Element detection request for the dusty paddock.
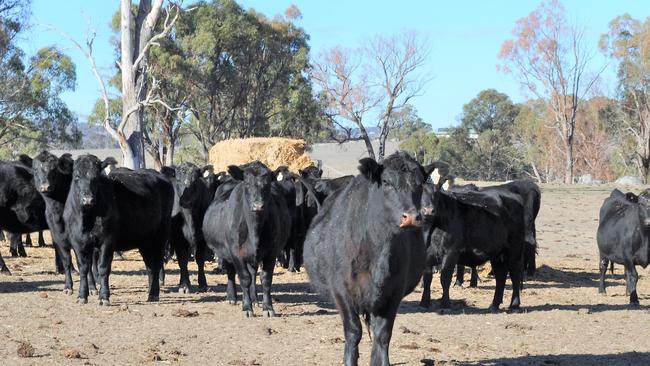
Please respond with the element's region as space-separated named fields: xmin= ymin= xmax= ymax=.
xmin=1 ymin=184 xmax=650 ymax=366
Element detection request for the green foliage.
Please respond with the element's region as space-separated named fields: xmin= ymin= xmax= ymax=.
xmin=460 ymin=89 xmax=520 ymax=133
xmin=388 ymin=104 xmax=432 ymax=140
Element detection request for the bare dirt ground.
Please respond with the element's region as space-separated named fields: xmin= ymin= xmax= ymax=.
xmin=1 ymin=184 xmax=650 ymax=365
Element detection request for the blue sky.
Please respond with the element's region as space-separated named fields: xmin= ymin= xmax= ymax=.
xmin=21 ymin=1 xmax=649 ymax=130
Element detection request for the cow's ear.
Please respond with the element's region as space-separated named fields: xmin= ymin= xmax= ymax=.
xmin=201 ymin=165 xmax=214 ymax=178
xmin=58 ymin=154 xmax=74 ymax=174
xmin=101 ymin=157 xmax=118 ymax=170
xmin=228 ymin=165 xmax=244 ymax=181
xmin=316 ymin=168 xmax=323 ymax=178
xmin=358 ymin=158 xmax=382 ymax=182
xmin=18 ymin=154 xmax=32 ymax=168
xmin=274 ymin=166 xmax=288 ymax=181
xmin=160 ymin=166 xmax=176 ymax=178
xmin=422 ymin=164 xmax=436 ymax=178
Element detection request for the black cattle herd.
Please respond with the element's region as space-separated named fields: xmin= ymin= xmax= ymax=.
xmin=0 ymin=150 xmax=648 ymax=365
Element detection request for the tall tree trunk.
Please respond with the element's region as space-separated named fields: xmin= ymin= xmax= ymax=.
xmin=356 ymin=121 xmax=375 ymax=160
xmin=564 ymin=138 xmax=574 ymax=184
xmin=377 ymin=127 xmax=389 ymax=163
xmin=121 ymin=0 xmax=144 ymax=169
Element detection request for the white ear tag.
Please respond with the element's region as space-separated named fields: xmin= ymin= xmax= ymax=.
xmin=431 ymin=168 xmax=440 ymax=185
xmin=277 ymin=172 xmax=284 ymax=181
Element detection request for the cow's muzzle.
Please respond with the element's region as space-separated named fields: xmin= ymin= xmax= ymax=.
xmin=39 ymin=184 xmax=51 ymax=193
xmin=421 ymin=206 xmax=434 ymax=216
xmin=251 ymin=202 xmax=264 ymax=212
xmin=81 ymin=196 xmax=94 ymax=206
xmin=400 ymin=212 xmax=422 ymax=228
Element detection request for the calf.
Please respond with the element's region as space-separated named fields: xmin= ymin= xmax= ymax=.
xmin=203 ymin=161 xmax=291 ymax=317
xmin=33 ymin=151 xmax=97 ymax=294
xmin=597 ymin=189 xmax=650 ymax=306
xmin=167 ymin=163 xmax=218 ymax=293
xmin=304 ymin=152 xmax=430 ymax=366
xmin=422 ymin=186 xmax=525 ymax=311
xmin=0 ymin=159 xmax=49 ymax=273
xmin=63 ymin=155 xmax=174 ymax=305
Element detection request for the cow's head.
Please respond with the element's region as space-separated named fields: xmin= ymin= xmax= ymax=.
xmin=32 ymin=151 xmax=73 ymax=196
xmin=175 ymin=162 xmax=204 ymax=209
xmin=358 ymin=152 xmax=434 ymax=228
xmin=635 ymin=191 xmax=650 ymax=228
xmin=228 ymin=161 xmax=275 ymax=213
xmin=299 ymin=166 xmax=322 ymax=181
xmin=72 ymin=155 xmax=110 ymax=208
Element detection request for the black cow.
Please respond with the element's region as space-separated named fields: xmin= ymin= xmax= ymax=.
xmin=32 ymin=151 xmax=98 ymax=294
xmin=304 ymin=152 xmax=430 ymax=366
xmin=166 ymin=163 xmax=219 ymax=293
xmin=63 ymin=155 xmax=174 ymax=305
xmin=0 ymin=159 xmax=49 ymax=274
xmin=203 ymin=161 xmax=291 ymax=317
xmin=597 ymin=189 xmax=650 ymax=306
xmin=421 ymin=186 xmax=526 ymax=311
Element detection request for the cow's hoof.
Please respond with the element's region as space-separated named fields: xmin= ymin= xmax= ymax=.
xmin=453 ymin=281 xmax=463 ymax=287
xmin=629 ymin=302 xmax=640 ymax=309
xmin=147 ymin=295 xmax=160 ymax=302
xmin=228 ymin=300 xmax=237 ymax=305
xmin=18 ymin=251 xmax=27 ymax=258
xmin=178 ymin=286 xmax=190 ymax=294
xmin=89 ymin=289 xmax=98 ymax=296
xmin=242 ymin=310 xmax=254 ymax=318
xmin=439 ymin=301 xmax=451 ymax=310
xmin=77 ymin=297 xmax=88 ymax=304
xmin=264 ymin=309 xmax=276 ymax=317
xmin=418 ymin=300 xmax=430 ymax=309
xmin=98 ymin=299 xmax=111 ymax=306
xmin=488 ymin=305 xmax=500 ymax=313
xmin=507 ymin=306 xmax=523 ymax=314
xmin=197 ymin=285 xmax=208 ymax=293
xmin=0 ymin=267 xmax=11 ymax=275
xmin=63 ymin=288 xmax=73 ymax=295
xmin=598 ymin=289 xmax=606 ymax=295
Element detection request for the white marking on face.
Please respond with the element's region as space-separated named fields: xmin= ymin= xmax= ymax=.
xmin=203 ymin=170 xmax=211 ymax=178
xmin=277 ymin=172 xmax=284 ymax=181
xmin=104 ymin=165 xmax=113 ymax=175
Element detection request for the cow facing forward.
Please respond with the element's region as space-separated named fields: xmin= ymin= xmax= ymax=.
xmin=597 ymin=189 xmax=650 ymax=306
xmin=63 ymin=155 xmax=174 ymax=305
xmin=304 ymin=152 xmax=431 ymax=366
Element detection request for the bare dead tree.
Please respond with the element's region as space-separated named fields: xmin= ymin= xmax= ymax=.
xmin=498 ymin=0 xmax=605 ymax=183
xmin=367 ymin=31 xmax=429 ymax=162
xmin=311 ymin=46 xmax=381 ymax=159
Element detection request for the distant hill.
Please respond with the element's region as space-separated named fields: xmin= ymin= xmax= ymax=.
xmin=78 ymin=123 xmax=118 ymax=149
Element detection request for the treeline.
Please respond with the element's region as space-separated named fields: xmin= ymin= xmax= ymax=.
xmin=1 ymin=0 xmax=649 ymax=184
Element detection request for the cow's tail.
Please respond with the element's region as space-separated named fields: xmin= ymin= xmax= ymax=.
xmin=609 ymin=261 xmax=614 ymax=275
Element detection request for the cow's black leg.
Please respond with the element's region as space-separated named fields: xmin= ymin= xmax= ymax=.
xmin=598 ymin=255 xmax=609 ymax=294
xmin=469 ymin=266 xmax=479 ymax=288
xmin=287 ymin=247 xmax=297 ymax=272
xmin=247 ymin=262 xmax=259 ymax=306
xmin=335 ymin=294 xmax=361 ymax=366
xmin=624 ymin=263 xmax=639 ymax=306
xmin=24 ymin=233 xmax=32 ymax=247
xmin=439 ymin=254 xmax=457 ymax=309
xmin=142 ymin=250 xmax=162 ymax=302
xmin=9 ymin=233 xmax=24 ymax=257
xmin=97 ymin=244 xmax=113 ymax=306
xmin=489 ymin=261 xmax=507 ymax=312
xmin=237 ymin=261 xmax=254 ymax=317
xmin=38 ymin=231 xmax=46 ymax=247
xmin=76 ymin=249 xmax=92 ymax=304
xmin=87 ymin=249 xmax=99 ymax=296
xmin=369 ymin=299 xmax=400 ymax=366
xmin=260 ymin=258 xmax=276 ymax=317
xmin=508 ymin=260 xmax=523 ymax=311
xmin=0 ymin=252 xmax=10 ymax=275
xmin=224 ymin=260 xmax=237 ymax=304
xmin=454 ymin=264 xmax=465 ymax=287
xmin=195 ymin=241 xmax=208 ymax=292
xmin=56 ymin=244 xmax=74 ymax=295
xmin=419 ymin=266 xmax=432 ymax=308
xmin=54 ymin=244 xmax=65 ymax=274
xmin=174 ymin=238 xmax=191 ymax=294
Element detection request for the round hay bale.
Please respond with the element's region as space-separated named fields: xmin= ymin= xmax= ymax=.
xmin=208 ymin=137 xmax=315 ymax=173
